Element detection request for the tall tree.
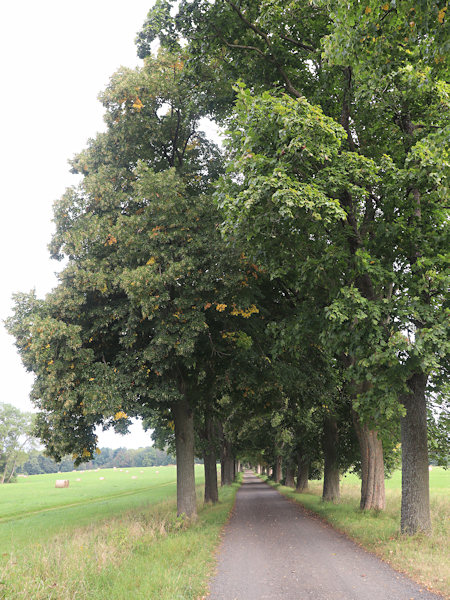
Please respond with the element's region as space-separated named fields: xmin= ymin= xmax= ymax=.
xmin=323 ymin=0 xmax=449 ymax=533
xmin=6 ymin=50 xmax=254 ymax=519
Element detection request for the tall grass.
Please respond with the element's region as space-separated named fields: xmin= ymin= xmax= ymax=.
xmin=1 ymin=478 xmax=240 ymax=600
xmin=264 ymin=468 xmax=449 ymax=598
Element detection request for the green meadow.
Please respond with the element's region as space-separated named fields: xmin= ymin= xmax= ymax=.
xmin=265 ymin=467 xmax=450 ymax=598
xmin=0 ymin=465 xmax=181 ymax=550
xmin=0 ymin=466 xmax=239 ymax=600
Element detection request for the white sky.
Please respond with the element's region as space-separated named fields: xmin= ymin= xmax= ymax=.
xmin=0 ymin=1 xmax=158 ymax=449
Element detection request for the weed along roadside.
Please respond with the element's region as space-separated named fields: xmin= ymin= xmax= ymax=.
xmin=258 ymin=469 xmax=449 ymax=598
xmin=0 ymin=470 xmax=241 ymax=600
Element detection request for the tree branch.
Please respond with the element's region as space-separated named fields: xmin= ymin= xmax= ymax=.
xmin=224 ymin=0 xmax=303 ymax=98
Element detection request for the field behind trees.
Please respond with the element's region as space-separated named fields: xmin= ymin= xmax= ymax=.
xmin=0 ymin=466 xmax=239 ymax=600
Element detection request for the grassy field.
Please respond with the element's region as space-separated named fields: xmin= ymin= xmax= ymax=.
xmin=0 ymin=466 xmax=240 ymax=599
xmin=264 ymin=467 xmax=449 ymax=598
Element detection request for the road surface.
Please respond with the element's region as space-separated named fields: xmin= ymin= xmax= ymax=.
xmin=208 ymin=472 xmax=440 ymax=600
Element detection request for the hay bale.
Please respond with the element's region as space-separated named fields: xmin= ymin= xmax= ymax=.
xmin=131 ymin=476 xmax=137 ymax=479
xmin=99 ymin=477 xmax=105 ymax=480
xmin=55 ymin=480 xmax=69 ymax=488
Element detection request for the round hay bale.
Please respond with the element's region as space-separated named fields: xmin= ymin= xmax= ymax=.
xmin=55 ymin=480 xmax=69 ymax=488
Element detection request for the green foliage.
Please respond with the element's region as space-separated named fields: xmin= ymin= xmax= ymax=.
xmin=0 ymin=403 xmax=36 ymax=483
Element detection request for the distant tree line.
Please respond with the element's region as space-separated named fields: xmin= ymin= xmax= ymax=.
xmin=18 ymin=446 xmax=176 ymax=476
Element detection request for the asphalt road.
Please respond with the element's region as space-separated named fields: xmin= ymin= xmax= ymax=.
xmin=208 ymin=471 xmax=440 ymax=600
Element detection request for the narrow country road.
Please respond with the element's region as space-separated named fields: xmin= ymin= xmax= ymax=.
xmin=208 ymin=472 xmax=440 ymax=600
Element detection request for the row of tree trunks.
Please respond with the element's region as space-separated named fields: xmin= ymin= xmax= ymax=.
xmin=175 ymin=395 xmax=243 ymax=517
xmin=221 ymin=438 xmax=235 ymax=485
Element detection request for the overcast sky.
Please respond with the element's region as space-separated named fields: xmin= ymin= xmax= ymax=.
xmin=0 ymin=1 xmax=159 ymax=448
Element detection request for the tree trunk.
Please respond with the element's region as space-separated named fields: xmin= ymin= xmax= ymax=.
xmin=284 ymin=463 xmax=295 ymax=488
xmin=6 ymin=455 xmax=18 ymax=484
xmin=173 ymin=396 xmax=197 ymax=519
xmin=322 ymin=415 xmax=340 ymax=502
xmin=401 ymin=372 xmax=431 ymax=535
xmin=274 ymin=455 xmax=282 ymax=483
xmin=1 ymin=460 xmax=8 ymax=484
xmin=203 ymin=415 xmax=218 ymax=504
xmin=353 ymin=412 xmax=385 ymax=510
xmin=221 ymin=438 xmax=234 ymax=485
xmin=296 ymin=452 xmax=309 ymax=492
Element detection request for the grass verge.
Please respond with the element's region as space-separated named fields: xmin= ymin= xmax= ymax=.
xmin=260 ymin=469 xmax=449 ymax=598
xmin=0 ymin=478 xmax=240 ymax=600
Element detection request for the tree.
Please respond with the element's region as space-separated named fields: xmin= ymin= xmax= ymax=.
xmin=322 ymin=0 xmax=449 ymax=533
xmin=6 ymin=50 xmax=255 ymax=519
xmin=0 ymin=404 xmax=36 ymax=483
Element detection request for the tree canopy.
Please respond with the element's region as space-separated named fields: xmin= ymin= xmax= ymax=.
xmin=6 ymin=0 xmax=449 ymax=533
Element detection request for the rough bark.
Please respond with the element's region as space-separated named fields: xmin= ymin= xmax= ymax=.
xmin=284 ymin=463 xmax=295 ymax=488
xmin=353 ymin=412 xmax=385 ymax=510
xmin=221 ymin=438 xmax=235 ymax=485
xmin=322 ymin=415 xmax=340 ymax=502
xmin=274 ymin=455 xmax=282 ymax=483
xmin=296 ymin=452 xmax=310 ymax=492
xmin=203 ymin=415 xmax=219 ymax=504
xmin=173 ymin=396 xmax=197 ymax=519
xmin=401 ymin=372 xmax=431 ymax=534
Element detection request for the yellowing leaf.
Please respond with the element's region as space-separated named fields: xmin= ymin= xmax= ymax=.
xmin=132 ymin=97 xmax=144 ymax=111
xmin=105 ymin=234 xmax=117 ymax=246
xmin=365 ymin=6 xmax=372 ymax=14
xmin=146 ymin=256 xmax=156 ymax=265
